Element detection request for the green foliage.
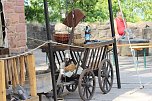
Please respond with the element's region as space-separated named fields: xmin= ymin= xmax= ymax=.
xmin=120 ymin=0 xmax=152 ymax=22
xmin=24 ymin=0 xmax=152 ymax=23
xmin=25 ymin=0 xmax=62 ymax=23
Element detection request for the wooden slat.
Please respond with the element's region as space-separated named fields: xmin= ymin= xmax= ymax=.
xmin=11 ymin=59 xmax=16 ymax=88
xmin=7 ymin=59 xmax=12 ymax=83
xmin=0 ymin=60 xmax=6 ymax=101
xmin=24 ymin=55 xmax=28 ymax=77
xmin=4 ymin=60 xmax=9 ymax=88
xmin=27 ymin=54 xmax=37 ymax=97
xmin=20 ymin=56 xmax=25 ymax=86
xmin=16 ymin=57 xmax=20 ymax=80
xmin=13 ymin=58 xmax=19 ymax=85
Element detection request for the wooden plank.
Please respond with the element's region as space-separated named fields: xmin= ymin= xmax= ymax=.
xmin=27 ymin=54 xmax=37 ymax=97
xmin=0 ymin=60 xmax=6 ymax=101
xmin=11 ymin=59 xmax=16 ymax=88
xmin=130 ymin=45 xmax=152 ymax=49
xmin=13 ymin=58 xmax=19 ymax=85
xmin=117 ymin=43 xmax=152 ymax=47
xmin=24 ymin=55 xmax=28 ymax=77
xmin=20 ymin=56 xmax=25 ymax=86
xmin=129 ymin=45 xmax=152 ymax=51
xmin=7 ymin=59 xmax=12 ymax=83
xmin=4 ymin=60 xmax=9 ymax=88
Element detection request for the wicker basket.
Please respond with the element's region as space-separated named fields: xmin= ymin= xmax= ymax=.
xmin=73 ymin=38 xmax=85 ymax=46
xmin=54 ymin=33 xmax=69 ymax=43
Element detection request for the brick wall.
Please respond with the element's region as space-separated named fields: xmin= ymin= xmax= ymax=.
xmin=2 ymin=0 xmax=27 ymax=53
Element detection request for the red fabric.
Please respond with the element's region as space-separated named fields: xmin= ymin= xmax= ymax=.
xmin=115 ymin=18 xmax=125 ymax=36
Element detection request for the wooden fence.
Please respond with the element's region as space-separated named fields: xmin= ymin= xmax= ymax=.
xmin=0 ymin=54 xmax=38 ymax=101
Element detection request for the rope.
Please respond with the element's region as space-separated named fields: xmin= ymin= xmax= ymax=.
xmin=0 ymin=36 xmax=89 ymax=60
xmin=1 ymin=24 xmax=87 ymax=60
xmin=117 ymin=0 xmax=143 ymax=88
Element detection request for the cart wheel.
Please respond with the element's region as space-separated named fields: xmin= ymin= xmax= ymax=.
xmin=98 ymin=59 xmax=113 ymax=94
xmin=78 ymin=69 xmax=96 ymax=101
xmin=66 ymin=83 xmax=78 ymax=92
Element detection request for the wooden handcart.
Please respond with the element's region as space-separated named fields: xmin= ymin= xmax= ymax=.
xmin=41 ymin=39 xmax=114 ymax=100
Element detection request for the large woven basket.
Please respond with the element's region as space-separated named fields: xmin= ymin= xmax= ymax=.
xmin=54 ymin=33 xmax=69 ymax=43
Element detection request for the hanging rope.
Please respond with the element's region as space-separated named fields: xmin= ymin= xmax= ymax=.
xmin=117 ymin=0 xmax=143 ymax=88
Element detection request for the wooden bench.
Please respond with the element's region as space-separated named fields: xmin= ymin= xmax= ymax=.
xmin=130 ymin=45 xmax=152 ymax=68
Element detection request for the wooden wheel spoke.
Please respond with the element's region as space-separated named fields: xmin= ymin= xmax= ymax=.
xmin=107 ymin=67 xmax=111 ymax=75
xmin=103 ymin=78 xmax=109 ymax=90
xmin=106 ymin=62 xmax=109 ymax=70
xmin=103 ymin=77 xmax=106 ymax=88
xmin=72 ymin=85 xmax=75 ymax=89
xmin=89 ymin=84 xmax=94 ymax=88
xmin=105 ymin=81 xmax=109 ymax=90
xmin=86 ymin=87 xmax=89 ymax=98
xmin=107 ymin=78 xmax=111 ymax=86
xmin=83 ymin=77 xmax=87 ymax=83
xmin=87 ymin=87 xmax=92 ymax=95
xmin=83 ymin=87 xmax=86 ymax=96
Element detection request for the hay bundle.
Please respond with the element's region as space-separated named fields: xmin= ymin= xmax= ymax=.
xmin=64 ymin=64 xmax=76 ymax=72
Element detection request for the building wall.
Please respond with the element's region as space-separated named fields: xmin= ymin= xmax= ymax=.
xmin=2 ymin=0 xmax=27 ymax=53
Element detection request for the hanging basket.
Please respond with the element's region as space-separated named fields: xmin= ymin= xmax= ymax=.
xmin=54 ymin=32 xmax=70 ymax=44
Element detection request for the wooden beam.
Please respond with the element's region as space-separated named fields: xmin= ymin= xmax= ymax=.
xmin=13 ymin=58 xmax=19 ymax=85
xmin=11 ymin=59 xmax=16 ymax=88
xmin=0 ymin=60 xmax=6 ymax=101
xmin=4 ymin=60 xmax=9 ymax=88
xmin=27 ymin=54 xmax=37 ymax=97
xmin=7 ymin=59 xmax=12 ymax=83
xmin=20 ymin=56 xmax=25 ymax=86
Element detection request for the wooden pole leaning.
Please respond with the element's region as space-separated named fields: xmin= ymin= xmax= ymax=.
xmin=0 ymin=60 xmax=6 ymax=101
xmin=27 ymin=54 xmax=37 ymax=97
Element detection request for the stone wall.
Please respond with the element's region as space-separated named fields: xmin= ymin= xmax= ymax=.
xmin=2 ymin=0 xmax=27 ymax=53
xmin=27 ymin=22 xmax=152 ymax=49
xmin=27 ymin=23 xmax=47 ymax=49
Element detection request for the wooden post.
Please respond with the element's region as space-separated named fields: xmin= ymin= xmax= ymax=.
xmin=13 ymin=58 xmax=19 ymax=85
xmin=7 ymin=59 xmax=12 ymax=83
xmin=20 ymin=56 xmax=25 ymax=86
xmin=0 ymin=60 xmax=6 ymax=101
xmin=27 ymin=54 xmax=37 ymax=97
xmin=11 ymin=59 xmax=16 ymax=88
xmin=4 ymin=60 xmax=9 ymax=88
